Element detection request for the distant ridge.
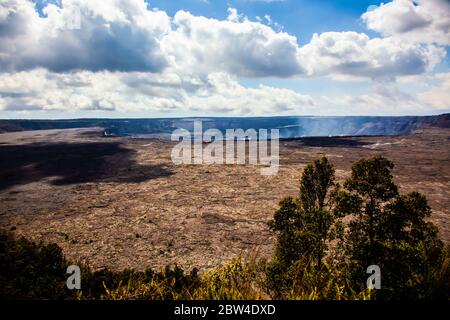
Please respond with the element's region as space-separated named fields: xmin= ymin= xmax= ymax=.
xmin=0 ymin=114 xmax=449 ymax=138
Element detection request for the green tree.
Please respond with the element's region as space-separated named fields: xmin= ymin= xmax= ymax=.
xmin=298 ymin=157 xmax=339 ymax=267
xmin=267 ymin=157 xmax=342 ymax=295
xmin=379 ymin=192 xmax=445 ymax=298
xmin=336 ymin=156 xmax=446 ymax=299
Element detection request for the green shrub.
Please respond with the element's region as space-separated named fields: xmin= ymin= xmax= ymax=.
xmin=0 ymin=232 xmax=72 ymax=300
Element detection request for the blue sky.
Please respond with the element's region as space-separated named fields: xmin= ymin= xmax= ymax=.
xmin=0 ymin=0 xmax=449 ymax=118
xmin=149 ymin=0 xmax=384 ymax=41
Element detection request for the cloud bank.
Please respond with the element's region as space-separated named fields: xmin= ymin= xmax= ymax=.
xmin=0 ymin=0 xmax=449 ymax=115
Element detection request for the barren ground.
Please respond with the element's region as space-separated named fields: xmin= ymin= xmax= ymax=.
xmin=0 ymin=127 xmax=449 ymax=271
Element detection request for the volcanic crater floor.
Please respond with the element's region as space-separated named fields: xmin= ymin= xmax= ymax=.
xmin=0 ymin=127 xmax=449 ymax=271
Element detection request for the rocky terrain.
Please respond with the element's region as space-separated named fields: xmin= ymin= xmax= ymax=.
xmin=0 ymin=127 xmax=449 ymax=271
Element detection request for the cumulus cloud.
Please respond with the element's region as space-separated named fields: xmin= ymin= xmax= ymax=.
xmin=362 ymin=0 xmax=450 ymax=45
xmin=1 ymin=1 xmax=304 ymax=77
xmin=298 ymin=31 xmax=445 ymax=80
xmin=6 ymin=66 xmax=449 ymax=116
xmin=186 ymin=73 xmax=315 ymax=114
xmin=0 ymin=0 xmax=170 ymax=72
xmin=0 ymin=1 xmax=445 ymax=80
xmin=0 ymin=69 xmax=316 ymax=115
xmin=1 ymin=68 xmax=448 ymax=117
xmin=162 ymin=8 xmax=444 ymax=80
xmin=161 ymin=9 xmax=305 ymax=78
xmin=0 ymin=0 xmax=449 ymax=117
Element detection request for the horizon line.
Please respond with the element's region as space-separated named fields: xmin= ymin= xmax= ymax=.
xmin=1 ymin=112 xmax=449 ymax=121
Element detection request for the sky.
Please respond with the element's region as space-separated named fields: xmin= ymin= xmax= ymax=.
xmin=0 ymin=0 xmax=449 ymax=119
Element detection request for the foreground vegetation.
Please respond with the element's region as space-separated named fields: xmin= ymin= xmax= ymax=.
xmin=1 ymin=156 xmax=449 ymax=300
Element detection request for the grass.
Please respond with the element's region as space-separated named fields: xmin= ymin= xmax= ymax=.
xmin=0 ymin=231 xmax=375 ymax=300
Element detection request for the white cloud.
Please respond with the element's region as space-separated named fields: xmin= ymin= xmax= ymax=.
xmin=362 ymin=0 xmax=450 ymax=45
xmin=186 ymin=73 xmax=315 ymax=115
xmin=0 ymin=69 xmax=316 ymax=115
xmin=161 ymin=9 xmax=305 ymax=78
xmin=316 ymin=85 xmax=423 ymax=116
xmin=418 ymin=72 xmax=450 ymax=110
xmin=0 ymin=1 xmax=445 ymax=80
xmin=298 ymin=31 xmax=445 ymax=80
xmin=4 ymin=67 xmax=449 ymax=116
xmin=161 ymin=9 xmax=444 ymax=80
xmin=0 ymin=0 xmax=170 ymax=72
xmin=316 ymin=73 xmax=450 ymax=116
xmin=0 ymin=0 xmax=448 ymax=117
